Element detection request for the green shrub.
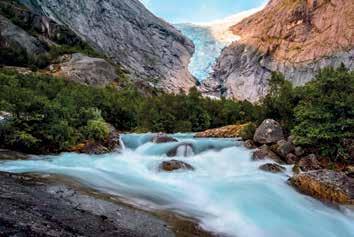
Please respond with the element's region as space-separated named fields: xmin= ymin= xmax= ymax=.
xmin=239 ymin=123 xmax=257 ymax=140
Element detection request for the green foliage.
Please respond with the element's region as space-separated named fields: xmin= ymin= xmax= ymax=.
xmin=260 ymin=72 xmax=301 ymax=133
xmin=291 ymin=66 xmax=354 ymax=162
xmin=239 ymin=123 xmax=257 ymax=140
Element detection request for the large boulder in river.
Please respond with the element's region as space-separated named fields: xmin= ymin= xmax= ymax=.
xmin=253 ymin=119 xmax=284 ymax=144
xmin=159 ymin=160 xmax=194 ymax=172
xmin=53 ymin=53 xmax=118 ymax=87
xmin=252 ymin=145 xmax=284 ymax=164
xmin=291 ymin=170 xmax=354 ymax=204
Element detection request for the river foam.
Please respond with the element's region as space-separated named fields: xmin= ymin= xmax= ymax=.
xmin=0 ymin=134 xmax=353 ymax=237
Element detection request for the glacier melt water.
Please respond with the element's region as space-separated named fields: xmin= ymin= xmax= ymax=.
xmin=0 ymin=134 xmax=353 ymax=237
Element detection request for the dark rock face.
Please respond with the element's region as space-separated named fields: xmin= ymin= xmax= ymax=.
xmin=291 ymin=170 xmax=354 ymax=204
xmin=285 ymin=153 xmax=299 ymax=165
xmin=0 ymin=14 xmax=47 ymax=56
xmin=159 ymin=160 xmax=194 ymax=172
xmin=294 ymin=146 xmax=305 ymax=157
xmin=23 ymin=0 xmax=196 ymax=93
xmin=253 ymin=119 xmax=284 ymax=144
xmin=0 ymin=172 xmax=175 ymax=237
xmin=259 ymin=163 xmax=286 ymax=173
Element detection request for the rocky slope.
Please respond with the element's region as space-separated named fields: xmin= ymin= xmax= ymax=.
xmin=20 ymin=0 xmax=196 ymax=93
xmin=201 ymin=0 xmax=354 ymax=102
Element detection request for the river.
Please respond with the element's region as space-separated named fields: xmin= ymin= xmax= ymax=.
xmin=0 ymin=133 xmax=353 ymax=237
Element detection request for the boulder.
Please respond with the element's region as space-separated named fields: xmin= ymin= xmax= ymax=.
xmin=159 ymin=160 xmax=194 ymax=172
xmin=285 ymin=153 xmax=299 ymax=165
xmin=244 ymin=140 xmax=257 ymax=149
xmin=56 ymin=53 xmax=118 ymax=87
xmin=253 ymin=119 xmax=284 ymax=144
xmin=295 ymin=154 xmax=322 ymax=172
xmin=252 ymin=145 xmax=284 ymax=164
xmin=152 ymin=134 xmax=178 ymax=144
xmin=276 ymin=139 xmax=295 ymax=158
xmin=294 ymin=146 xmax=305 ymax=157
xmin=290 ymin=170 xmax=354 ymax=204
xmin=259 ymin=163 xmax=286 ymax=173
xmin=167 ymin=143 xmax=194 ymax=157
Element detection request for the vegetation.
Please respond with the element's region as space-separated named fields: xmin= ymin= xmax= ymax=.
xmin=0 ymin=69 xmax=256 ymax=153
xmin=260 ymin=65 xmax=354 ymax=163
xmin=0 ymin=65 xmax=352 ymax=162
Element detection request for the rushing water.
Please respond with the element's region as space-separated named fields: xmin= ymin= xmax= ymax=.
xmin=0 ymin=134 xmax=353 ymax=237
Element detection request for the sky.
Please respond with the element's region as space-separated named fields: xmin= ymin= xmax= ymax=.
xmin=141 ymin=0 xmax=266 ymax=24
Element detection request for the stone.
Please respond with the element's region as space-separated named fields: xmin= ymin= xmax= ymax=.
xmin=24 ymin=0 xmax=196 ymax=93
xmin=253 ymin=119 xmax=284 ymax=144
xmin=290 ymin=170 xmax=354 ymax=204
xmin=285 ymin=153 xmax=299 ymax=165
xmin=276 ymin=139 xmax=295 ymax=158
xmin=152 ymin=134 xmax=178 ymax=144
xmin=259 ymin=163 xmax=286 ymax=173
xmin=0 ymin=149 xmax=29 ymax=161
xmin=244 ymin=140 xmax=257 ymax=149
xmin=252 ymin=145 xmax=283 ymax=164
xmin=56 ymin=53 xmax=118 ymax=87
xmin=296 ymin=154 xmax=322 ymax=172
xmin=294 ymin=146 xmax=305 ymax=157
xmin=159 ymin=160 xmax=194 ymax=172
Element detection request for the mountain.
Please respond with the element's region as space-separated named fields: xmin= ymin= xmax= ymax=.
xmin=5 ymin=0 xmax=196 ymax=93
xmin=201 ymin=0 xmax=354 ymax=102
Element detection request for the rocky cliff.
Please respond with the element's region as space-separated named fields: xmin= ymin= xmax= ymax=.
xmin=201 ymin=0 xmax=354 ymax=102
xmin=20 ymin=0 xmax=196 ymax=93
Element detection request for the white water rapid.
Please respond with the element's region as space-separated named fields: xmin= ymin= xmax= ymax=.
xmin=0 ymin=133 xmax=353 ymax=237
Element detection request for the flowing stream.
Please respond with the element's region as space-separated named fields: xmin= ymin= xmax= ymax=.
xmin=0 ymin=134 xmax=353 ymax=237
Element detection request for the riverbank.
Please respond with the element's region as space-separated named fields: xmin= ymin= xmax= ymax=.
xmin=0 ymin=171 xmax=218 ymax=237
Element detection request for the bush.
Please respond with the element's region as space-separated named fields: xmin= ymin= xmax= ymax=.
xmin=239 ymin=123 xmax=257 ymax=140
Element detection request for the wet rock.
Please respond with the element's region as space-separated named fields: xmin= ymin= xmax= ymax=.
xmin=0 ymin=172 xmax=175 ymax=237
xmin=290 ymin=170 xmax=354 ymax=204
xmin=252 ymin=145 xmax=284 ymax=164
xmin=276 ymin=139 xmax=295 ymax=158
xmin=259 ymin=163 xmax=286 ymax=173
xmin=55 ymin=53 xmax=118 ymax=87
xmin=167 ymin=143 xmax=194 ymax=157
xmin=159 ymin=160 xmax=194 ymax=172
xmin=253 ymin=119 xmax=284 ymax=144
xmin=0 ymin=149 xmax=29 ymax=161
xmin=244 ymin=140 xmax=257 ymax=149
xmin=294 ymin=146 xmax=305 ymax=157
xmin=152 ymin=134 xmax=178 ymax=144
xmin=285 ymin=153 xmax=299 ymax=165
xmin=295 ymin=154 xmax=322 ymax=172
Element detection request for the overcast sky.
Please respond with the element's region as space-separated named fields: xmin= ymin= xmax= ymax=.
xmin=141 ymin=0 xmax=266 ymax=23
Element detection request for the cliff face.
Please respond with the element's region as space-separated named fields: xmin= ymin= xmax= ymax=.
xmin=202 ymin=0 xmax=354 ymax=102
xmin=21 ymin=0 xmax=196 ymax=93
